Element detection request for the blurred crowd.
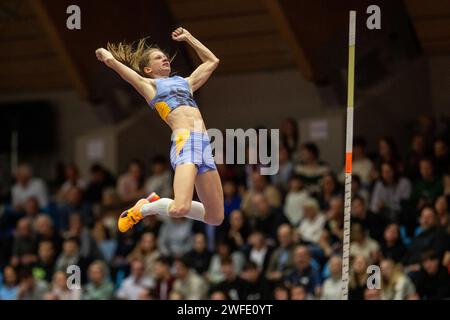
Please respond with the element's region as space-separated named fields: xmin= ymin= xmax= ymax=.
xmin=0 ymin=114 xmax=449 ymax=300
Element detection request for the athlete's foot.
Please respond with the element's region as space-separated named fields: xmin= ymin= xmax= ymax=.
xmin=118 ymin=192 xmax=160 ymax=233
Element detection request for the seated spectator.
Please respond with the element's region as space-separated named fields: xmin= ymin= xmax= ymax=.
xmin=351 ymin=174 xmax=370 ymax=205
xmin=283 ymin=245 xmax=321 ymax=297
xmin=370 ymin=161 xmax=411 ymax=222
xmin=241 ymin=171 xmax=281 ymax=216
xmin=373 ymin=137 xmax=401 ymax=175
xmin=294 ymin=143 xmax=329 ymax=193
xmin=158 ymin=218 xmax=194 ymax=257
xmin=273 ymin=283 xmax=289 ymax=300
xmin=84 ymin=163 xmax=115 ymax=205
xmin=151 ymin=257 xmax=175 ymax=300
xmin=222 ymin=179 xmax=242 ymax=218
xmin=411 ymin=158 xmax=444 ymax=209
xmin=349 ymin=255 xmax=369 ymax=300
xmin=434 ymin=195 xmax=450 ymax=232
xmin=207 ymin=241 xmax=245 ymax=284
xmin=145 ymin=155 xmax=172 ymax=198
xmin=44 ymin=271 xmax=81 ymax=300
xmin=314 ymin=172 xmax=341 ymax=211
xmin=58 ymin=186 xmax=93 ymax=231
xmin=116 ymin=259 xmax=153 ymax=300
xmin=380 ymin=259 xmax=416 ymax=300
xmin=290 ymin=285 xmax=313 ymax=300
xmin=339 ymin=137 xmax=374 ymax=188
xmin=350 ymin=222 xmax=380 ymax=264
xmin=320 ymin=255 xmax=342 ymax=300
xmin=251 ymin=193 xmax=288 ymax=242
xmin=266 ymin=224 xmax=296 ymax=283
xmin=172 ymin=257 xmax=208 ymax=300
xmin=433 ymin=138 xmax=450 ymax=177
xmin=412 ymin=250 xmax=450 ymax=300
xmin=0 ymin=265 xmax=19 ymax=300
xmin=185 ymin=233 xmax=212 ymax=276
xmin=380 ymin=223 xmax=406 ymax=263
xmin=11 ymin=164 xmax=48 ymax=210
xmin=240 ymin=261 xmax=271 ymax=300
xmin=57 ymin=164 xmax=87 ymax=202
xmin=32 ymin=241 xmax=56 ymax=283
xmin=406 ymin=134 xmax=428 ymax=181
xmin=127 ymin=232 xmax=160 ymax=279
xmin=283 ymin=175 xmax=309 ymax=226
xmin=351 ymin=195 xmax=385 ymax=242
xmin=83 ymin=260 xmax=114 ymax=300
xmin=17 ymin=267 xmax=49 ymax=300
xmin=117 ymin=159 xmax=146 ymax=203
xmin=364 ymin=288 xmax=381 ymax=300
xmin=403 ymin=206 xmax=449 ymax=270
xmin=11 ymin=217 xmax=37 ymax=268
xmin=209 ymin=257 xmax=247 ymax=300
xmin=223 ymin=209 xmax=249 ymax=251
xmin=323 ymin=196 xmax=344 ymax=248
xmin=64 ymin=214 xmax=103 ymax=261
xmin=54 ymin=237 xmax=90 ymax=283
xmin=243 ymin=230 xmax=273 ymax=273
xmin=270 ymin=144 xmax=293 ymax=194
xmin=297 ymin=197 xmax=326 ymax=244
xmin=209 ymin=290 xmax=228 ymax=300
xmin=34 ymin=214 xmax=62 ymax=255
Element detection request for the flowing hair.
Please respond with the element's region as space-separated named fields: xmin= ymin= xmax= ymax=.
xmin=107 ymin=38 xmax=174 ymax=78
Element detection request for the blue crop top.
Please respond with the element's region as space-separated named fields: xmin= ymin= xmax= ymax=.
xmin=149 ymin=75 xmax=198 ymax=121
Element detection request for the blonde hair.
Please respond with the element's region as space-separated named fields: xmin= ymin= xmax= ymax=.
xmin=107 ymin=38 xmax=173 ymax=78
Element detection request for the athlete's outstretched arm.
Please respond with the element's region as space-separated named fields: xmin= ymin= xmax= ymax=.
xmin=172 ymin=27 xmax=219 ymax=92
xmin=95 ymin=48 xmax=154 ymax=102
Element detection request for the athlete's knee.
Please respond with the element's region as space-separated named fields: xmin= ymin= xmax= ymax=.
xmin=205 ymin=209 xmax=224 ymax=226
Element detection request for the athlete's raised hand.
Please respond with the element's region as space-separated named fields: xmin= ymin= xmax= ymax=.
xmin=95 ymin=48 xmax=114 ymax=62
xmin=171 ymin=27 xmax=191 ymax=42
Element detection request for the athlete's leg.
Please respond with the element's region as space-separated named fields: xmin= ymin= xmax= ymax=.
xmin=194 ymin=169 xmax=224 ymax=226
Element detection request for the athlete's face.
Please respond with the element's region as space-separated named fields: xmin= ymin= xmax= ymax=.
xmin=147 ymin=50 xmax=171 ymax=77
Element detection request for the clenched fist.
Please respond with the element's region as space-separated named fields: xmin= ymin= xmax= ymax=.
xmin=95 ymin=48 xmax=114 ymax=62
xmin=171 ymin=27 xmax=191 ymax=42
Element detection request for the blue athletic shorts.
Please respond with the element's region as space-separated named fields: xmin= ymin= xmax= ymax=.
xmin=169 ymin=130 xmax=217 ymax=175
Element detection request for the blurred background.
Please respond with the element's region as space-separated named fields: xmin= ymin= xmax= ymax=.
xmin=0 ymin=0 xmax=449 ymax=300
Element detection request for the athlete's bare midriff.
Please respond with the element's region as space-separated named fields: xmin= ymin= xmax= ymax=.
xmin=166 ymin=105 xmax=207 ymax=133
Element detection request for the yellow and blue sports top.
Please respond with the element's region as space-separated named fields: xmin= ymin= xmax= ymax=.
xmin=149 ymin=75 xmax=198 ymax=121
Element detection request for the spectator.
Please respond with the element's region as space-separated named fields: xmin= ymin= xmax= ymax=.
xmin=11 ymin=164 xmax=48 ymax=210
xmin=84 ymin=164 xmax=115 ymax=204
xmin=434 ymin=195 xmax=450 ymax=232
xmin=280 ymin=118 xmax=299 ymax=157
xmin=323 ymin=196 xmax=344 ymax=248
xmin=350 ymin=222 xmax=380 ymax=264
xmin=54 ymin=237 xmax=90 ymax=282
xmin=294 ymin=143 xmax=329 ymax=193
xmin=283 ymin=175 xmax=309 ymax=226
xmin=433 ymin=138 xmax=450 ymax=177
xmin=127 ymin=232 xmax=160 ymax=279
xmin=145 ymin=155 xmax=172 ymax=198
xmin=320 ymin=255 xmax=342 ymax=300
xmin=290 ymin=285 xmax=312 ymax=300
xmin=11 ymin=217 xmax=37 ymax=268
xmin=315 ymin=172 xmax=341 ymax=211
xmin=297 ymin=197 xmax=326 ymax=244
xmin=339 ymin=137 xmax=374 ymax=187
xmin=241 ymin=172 xmax=281 ymax=216
xmin=17 ymin=267 xmax=48 ymax=300
xmin=374 ymin=137 xmax=401 ymax=172
xmin=83 ymin=260 xmax=114 ymax=300
xmin=240 ymin=261 xmax=270 ymax=300
xmin=406 ymin=134 xmax=428 ymax=180
xmin=34 ymin=214 xmax=62 ymax=255
xmin=351 ymin=195 xmax=385 ymax=242
xmin=172 ymin=257 xmax=208 ymax=300
xmin=222 ymin=179 xmax=242 ymax=218
xmin=158 ymin=218 xmax=194 ymax=257
xmin=364 ymin=288 xmax=381 ymax=300
xmin=116 ymin=259 xmax=153 ymax=300
xmin=44 ymin=271 xmax=81 ymax=300
xmin=223 ymin=209 xmax=249 ymax=251
xmin=271 ymin=144 xmax=293 ymax=193
xmin=210 ymin=290 xmax=228 ymax=300
xmin=412 ymin=250 xmax=450 ymax=300
xmin=57 ymin=164 xmax=87 ymax=202
xmin=349 ymin=255 xmax=369 ymax=300
xmin=251 ymin=193 xmax=288 ymax=242
xmin=151 ymin=257 xmax=175 ymax=300
xmin=185 ymin=233 xmax=212 ymax=276
xmin=33 ymin=240 xmax=56 ymax=283
xmin=210 ymin=257 xmax=247 ymax=300
xmin=370 ymin=161 xmax=411 ymax=222
xmin=243 ymin=231 xmax=273 ymax=273
xmin=64 ymin=214 xmax=103 ymax=261
xmin=57 ymin=187 xmax=92 ymax=231
xmin=380 ymin=259 xmax=416 ymax=300
xmin=117 ymin=159 xmax=146 ymax=203
xmin=380 ymin=223 xmax=406 ymax=263
xmin=411 ymin=158 xmax=444 ymax=209
xmin=284 ymin=245 xmax=321 ymax=297
xmin=273 ymin=283 xmax=289 ymax=300
xmin=207 ymin=241 xmax=245 ymax=284
xmin=0 ymin=265 xmax=19 ymax=300
xmin=266 ymin=224 xmax=295 ymax=282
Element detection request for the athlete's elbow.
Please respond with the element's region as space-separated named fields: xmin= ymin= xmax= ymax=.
xmin=211 ymin=58 xmax=220 ymax=67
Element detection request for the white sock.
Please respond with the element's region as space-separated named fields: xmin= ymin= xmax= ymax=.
xmin=140 ymin=198 xmax=206 ymax=222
